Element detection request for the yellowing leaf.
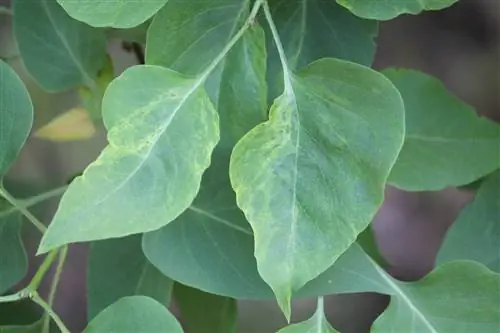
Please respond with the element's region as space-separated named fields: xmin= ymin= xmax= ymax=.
xmin=34 ymin=108 xmax=96 ymax=142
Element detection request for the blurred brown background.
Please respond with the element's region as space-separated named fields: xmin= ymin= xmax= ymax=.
xmin=0 ymin=0 xmax=499 ymax=332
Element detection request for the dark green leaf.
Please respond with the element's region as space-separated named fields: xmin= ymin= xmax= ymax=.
xmin=336 ymin=0 xmax=458 ymax=20
xmin=0 ymin=60 xmax=33 ymax=176
xmin=174 ymin=284 xmax=237 ymax=333
xmin=437 ymin=170 xmax=500 ymax=272
xmin=56 ymin=0 xmax=167 ymax=28
xmin=0 ymin=210 xmax=27 ymax=295
xmin=13 ymin=0 xmax=107 ymax=92
xmin=38 ymin=65 xmax=219 ymax=253
xmin=384 ymin=69 xmax=500 ymax=191
xmin=83 ymin=296 xmax=183 ymax=333
xmin=0 ymin=320 xmax=43 ymax=333
xmin=230 ymin=58 xmax=405 ymax=315
xmin=87 ymin=235 xmax=173 ymax=320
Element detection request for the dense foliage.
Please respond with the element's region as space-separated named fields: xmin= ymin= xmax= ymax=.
xmin=0 ymin=0 xmax=499 ymax=332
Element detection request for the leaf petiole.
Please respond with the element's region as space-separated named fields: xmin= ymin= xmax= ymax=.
xmin=0 ymin=185 xmax=47 ymax=233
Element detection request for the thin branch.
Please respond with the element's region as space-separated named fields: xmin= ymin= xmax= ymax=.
xmin=0 ymin=186 xmax=47 ymax=233
xmin=31 ymin=292 xmax=70 ymax=333
xmin=43 ymin=247 xmax=68 ymax=333
xmin=28 ymin=250 xmax=59 ymax=291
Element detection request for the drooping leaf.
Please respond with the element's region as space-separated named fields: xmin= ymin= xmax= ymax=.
xmin=277 ymin=298 xmax=339 ymax=333
xmin=83 ymin=296 xmax=183 ymax=333
xmin=87 ymin=235 xmax=173 ymax=320
xmin=371 ymin=261 xmax=500 ymax=333
xmin=230 ymin=58 xmax=405 ymax=316
xmin=0 ymin=209 xmax=27 ymax=295
xmin=336 ymin=0 xmax=458 ymax=20
xmin=384 ymin=68 xmax=500 ymax=191
xmin=142 ymin=24 xmax=268 ymax=299
xmin=0 ymin=60 xmax=33 ymax=176
xmin=264 ymin=0 xmax=378 ymax=99
xmin=37 ymin=65 xmax=219 ymax=253
xmin=174 ymin=284 xmax=237 ymax=333
xmin=34 ymin=108 xmax=96 ymax=142
xmin=13 ymin=0 xmax=107 ymax=92
xmin=146 ymin=0 xmax=250 ymax=75
xmin=56 ymin=0 xmax=167 ymax=28
xmin=437 ymin=170 xmax=500 ymax=272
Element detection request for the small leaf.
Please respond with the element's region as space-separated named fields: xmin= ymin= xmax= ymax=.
xmin=0 ymin=60 xmax=33 ymax=176
xmin=0 ymin=208 xmax=27 ymax=295
xmin=230 ymin=58 xmax=405 ymax=315
xmin=384 ymin=68 xmax=500 ymax=191
xmin=38 ymin=65 xmax=219 ymax=253
xmin=34 ymin=108 xmax=96 ymax=142
xmin=277 ymin=298 xmax=339 ymax=333
xmin=437 ymin=170 xmax=500 ymax=272
xmin=57 ymin=0 xmax=168 ymax=28
xmin=87 ymin=235 xmax=173 ymax=320
xmin=336 ymin=0 xmax=458 ymax=20
xmin=83 ymin=296 xmax=183 ymax=333
xmin=13 ymin=0 xmax=107 ymax=92
xmin=174 ymin=284 xmax=237 ymax=333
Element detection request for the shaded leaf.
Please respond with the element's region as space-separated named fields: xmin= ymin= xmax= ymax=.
xmin=34 ymin=108 xmax=96 ymax=142
xmin=13 ymin=0 xmax=107 ymax=91
xmin=174 ymin=284 xmax=237 ymax=333
xmin=277 ymin=298 xmax=339 ymax=333
xmin=56 ymin=0 xmax=167 ymax=28
xmin=38 ymin=65 xmax=219 ymax=253
xmin=0 ymin=60 xmax=33 ymax=176
xmin=437 ymin=170 xmax=500 ymax=272
xmin=336 ymin=0 xmax=458 ymax=20
xmin=87 ymin=235 xmax=173 ymax=320
xmin=83 ymin=296 xmax=183 ymax=333
xmin=0 ymin=320 xmax=43 ymax=333
xmin=384 ymin=68 xmax=500 ymax=191
xmin=230 ymin=58 xmax=405 ymax=315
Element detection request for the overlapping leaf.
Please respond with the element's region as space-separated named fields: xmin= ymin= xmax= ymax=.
xmin=83 ymin=296 xmax=183 ymax=333
xmin=38 ymin=65 xmax=220 ymax=253
xmin=13 ymin=0 xmax=106 ymax=92
xmin=0 ymin=320 xmax=42 ymax=333
xmin=437 ymin=171 xmax=500 ymax=272
xmin=87 ymin=235 xmax=173 ymax=320
xmin=230 ymin=58 xmax=405 ymax=315
xmin=0 ymin=60 xmax=33 ymax=176
xmin=174 ymin=284 xmax=237 ymax=333
xmin=57 ymin=0 xmax=167 ymax=28
xmin=277 ymin=298 xmax=339 ymax=333
xmin=336 ymin=0 xmax=458 ymax=20
xmin=384 ymin=69 xmax=500 ymax=191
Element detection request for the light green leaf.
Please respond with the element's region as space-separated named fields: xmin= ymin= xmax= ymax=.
xmin=13 ymin=0 xmax=107 ymax=92
xmin=384 ymin=68 xmax=500 ymax=191
xmin=146 ymin=0 xmax=249 ymax=75
xmin=0 ymin=209 xmax=27 ymax=295
xmin=230 ymin=58 xmax=405 ymax=316
xmin=336 ymin=0 xmax=458 ymax=20
xmin=56 ymin=0 xmax=167 ymax=28
xmin=174 ymin=284 xmax=237 ymax=333
xmin=0 ymin=320 xmax=43 ymax=333
xmin=38 ymin=65 xmax=219 ymax=253
xmin=277 ymin=298 xmax=339 ymax=333
xmin=87 ymin=235 xmax=173 ymax=320
xmin=142 ymin=24 xmax=268 ymax=299
xmin=372 ymin=261 xmax=500 ymax=333
xmin=437 ymin=170 xmax=500 ymax=272
xmin=0 ymin=60 xmax=33 ymax=176
xmin=83 ymin=296 xmax=183 ymax=333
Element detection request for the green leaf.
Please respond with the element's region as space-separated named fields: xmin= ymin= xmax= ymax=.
xmin=277 ymin=298 xmax=339 ymax=333
xmin=0 ymin=210 xmax=27 ymax=295
xmin=336 ymin=0 xmax=458 ymax=20
xmin=56 ymin=0 xmax=167 ymax=28
xmin=384 ymin=69 xmax=500 ymax=191
xmin=13 ymin=0 xmax=107 ymax=92
xmin=437 ymin=170 xmax=500 ymax=272
xmin=87 ymin=235 xmax=173 ymax=320
xmin=0 ymin=320 xmax=43 ymax=333
xmin=37 ymin=65 xmax=219 ymax=253
xmin=174 ymin=284 xmax=237 ymax=333
xmin=372 ymin=261 xmax=500 ymax=333
xmin=83 ymin=296 xmax=183 ymax=333
xmin=146 ymin=0 xmax=250 ymax=75
xmin=0 ymin=60 xmax=33 ymax=176
xmin=229 ymin=58 xmax=405 ymax=316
